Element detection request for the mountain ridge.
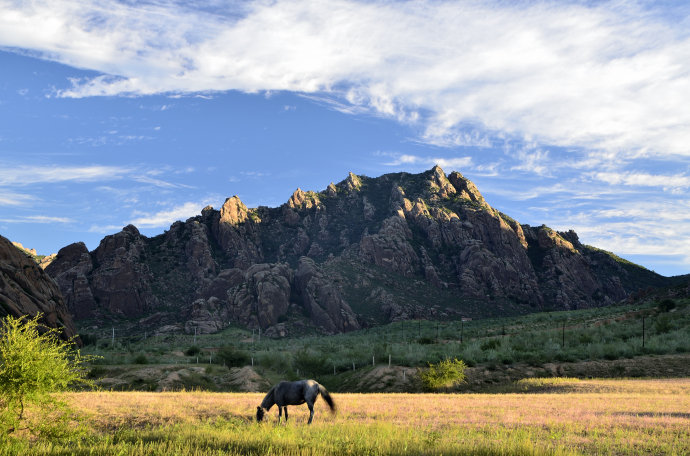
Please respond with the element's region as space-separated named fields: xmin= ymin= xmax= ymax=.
xmin=45 ymin=166 xmax=671 ymax=336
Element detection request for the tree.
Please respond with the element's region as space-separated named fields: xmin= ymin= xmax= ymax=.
xmin=420 ymin=358 xmax=467 ymax=391
xmin=0 ymin=314 xmax=93 ymax=437
xmin=216 ymin=345 xmax=250 ymax=368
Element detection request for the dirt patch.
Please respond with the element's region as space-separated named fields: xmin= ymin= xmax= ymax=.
xmin=226 ymin=366 xmax=271 ymax=392
xmin=457 ymin=353 xmax=690 ymax=392
xmin=340 ymin=366 xmax=419 ymax=392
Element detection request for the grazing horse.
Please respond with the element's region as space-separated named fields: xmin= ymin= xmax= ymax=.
xmin=256 ymin=379 xmax=335 ymax=424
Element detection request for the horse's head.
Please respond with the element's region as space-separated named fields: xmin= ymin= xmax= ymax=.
xmin=256 ymin=406 xmax=265 ymax=422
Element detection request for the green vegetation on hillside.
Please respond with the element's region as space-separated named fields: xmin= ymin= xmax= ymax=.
xmin=76 ymin=296 xmax=690 ymax=392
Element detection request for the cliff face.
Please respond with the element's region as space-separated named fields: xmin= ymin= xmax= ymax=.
xmin=0 ymin=235 xmax=78 ymax=341
xmin=46 ymin=167 xmax=668 ymax=336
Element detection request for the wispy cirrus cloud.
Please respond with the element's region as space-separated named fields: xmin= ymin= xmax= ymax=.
xmin=0 ymin=164 xmax=133 ymax=186
xmin=0 ymin=191 xmax=37 ymax=206
xmin=0 ymin=215 xmax=73 ymax=224
xmin=589 ymin=171 xmax=690 ymax=191
xmin=2 ymin=1 xmax=689 ymax=157
xmin=0 ymin=163 xmax=194 ymax=190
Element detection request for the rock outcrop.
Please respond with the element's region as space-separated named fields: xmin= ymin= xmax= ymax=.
xmin=0 ymin=235 xmax=78 ymax=341
xmin=45 ymin=167 xmax=671 ymax=336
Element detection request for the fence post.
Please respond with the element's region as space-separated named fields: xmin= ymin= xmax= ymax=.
xmin=372 ymin=355 xmax=375 ymax=366
xmin=388 ymin=354 xmax=391 ymax=368
xmin=642 ymin=316 xmax=645 ymax=348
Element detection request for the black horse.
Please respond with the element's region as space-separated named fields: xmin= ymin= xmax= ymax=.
xmin=256 ymin=379 xmax=335 ymax=424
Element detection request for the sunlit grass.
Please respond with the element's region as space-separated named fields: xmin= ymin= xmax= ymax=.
xmin=1 ymin=378 xmax=688 ymax=455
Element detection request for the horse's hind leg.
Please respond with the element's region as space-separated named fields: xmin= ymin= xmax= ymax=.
xmin=284 ymin=407 xmax=288 ymax=423
xmin=307 ymin=402 xmax=314 ymax=424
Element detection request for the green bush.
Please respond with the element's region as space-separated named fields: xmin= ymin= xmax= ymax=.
xmin=0 ymin=314 xmax=94 ymax=438
xmin=184 ymin=346 xmax=200 ymax=356
xmin=78 ymin=333 xmax=98 ymax=346
xmin=658 ymin=299 xmax=676 ymax=312
xmin=133 ymin=354 xmax=148 ymax=364
xmin=419 ymin=358 xmax=467 ymax=390
xmin=293 ymin=349 xmax=329 ymax=377
xmin=216 ymin=346 xmax=250 ymax=368
xmin=654 ymin=315 xmax=672 ymax=334
xmin=480 ymin=339 xmax=501 ymax=351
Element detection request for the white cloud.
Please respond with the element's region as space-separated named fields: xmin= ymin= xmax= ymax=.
xmin=0 ymin=215 xmax=73 ymax=224
xmin=0 ymin=191 xmax=36 ymax=206
xmin=128 ymin=201 xmax=212 ymax=229
xmin=87 ymin=224 xmax=124 ymax=234
xmin=0 ymin=163 xmax=196 ymax=191
xmin=382 ymin=153 xmax=473 ymax=170
xmin=590 ymin=171 xmax=690 ymax=190
xmin=132 ymin=175 xmax=194 ymax=189
xmin=533 ymin=197 xmax=690 ymax=273
xmin=2 ymin=1 xmax=690 ymax=157
xmin=510 ymin=147 xmax=551 ymax=176
xmin=0 ymin=164 xmax=133 ymax=186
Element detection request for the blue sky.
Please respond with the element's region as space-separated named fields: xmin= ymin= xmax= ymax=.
xmin=0 ymin=0 xmax=689 ymax=276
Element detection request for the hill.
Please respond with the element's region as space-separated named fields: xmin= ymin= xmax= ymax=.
xmin=0 ymin=234 xmax=78 ymax=341
xmin=46 ymin=166 xmax=672 ymax=336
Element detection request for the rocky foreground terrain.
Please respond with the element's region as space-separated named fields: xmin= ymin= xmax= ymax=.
xmin=0 ymin=234 xmax=77 ymax=340
xmin=44 ymin=166 xmax=670 ymax=336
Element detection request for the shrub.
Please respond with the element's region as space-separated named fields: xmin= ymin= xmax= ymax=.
xmin=658 ymin=299 xmax=676 ymax=312
xmin=133 ymin=354 xmax=148 ymax=364
xmin=654 ymin=315 xmax=672 ymax=334
xmin=78 ymin=333 xmax=98 ymax=346
xmin=216 ymin=346 xmax=250 ymax=368
xmin=185 ymin=346 xmax=200 ymax=356
xmin=292 ymin=349 xmax=329 ymax=377
xmin=480 ymin=339 xmax=501 ymax=351
xmin=420 ymin=358 xmax=467 ymax=391
xmin=0 ymin=314 xmax=94 ymax=437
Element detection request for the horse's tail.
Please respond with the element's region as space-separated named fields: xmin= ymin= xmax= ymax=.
xmin=317 ymin=383 xmax=336 ymax=413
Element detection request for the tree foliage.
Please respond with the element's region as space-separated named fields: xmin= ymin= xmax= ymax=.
xmin=420 ymin=358 xmax=467 ymax=391
xmin=0 ymin=314 xmax=93 ymax=437
xmin=216 ymin=345 xmax=250 ymax=368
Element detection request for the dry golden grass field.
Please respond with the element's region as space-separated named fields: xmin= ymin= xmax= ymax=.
xmin=3 ymin=378 xmax=689 ymax=455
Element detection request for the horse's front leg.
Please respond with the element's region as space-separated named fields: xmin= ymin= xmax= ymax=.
xmin=278 ymin=406 xmax=282 ymax=424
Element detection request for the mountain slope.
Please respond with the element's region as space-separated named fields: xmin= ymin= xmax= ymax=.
xmin=0 ymin=234 xmax=78 ymax=341
xmin=46 ymin=166 xmax=670 ymax=335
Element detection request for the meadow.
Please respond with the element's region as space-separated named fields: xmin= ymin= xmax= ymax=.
xmin=2 ymin=378 xmax=689 ymax=455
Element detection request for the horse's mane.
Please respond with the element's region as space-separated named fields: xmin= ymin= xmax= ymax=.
xmin=260 ymin=384 xmax=277 ymax=409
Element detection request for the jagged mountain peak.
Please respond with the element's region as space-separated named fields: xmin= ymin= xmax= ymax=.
xmin=45 ymin=167 xmax=669 ymax=337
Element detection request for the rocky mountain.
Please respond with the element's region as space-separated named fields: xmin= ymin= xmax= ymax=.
xmin=46 ymin=167 xmax=670 ymax=336
xmin=0 ymin=234 xmax=78 ymax=341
